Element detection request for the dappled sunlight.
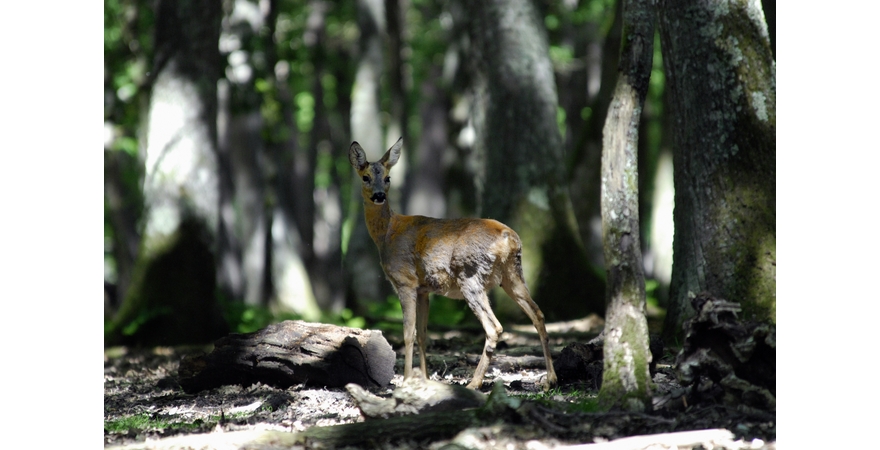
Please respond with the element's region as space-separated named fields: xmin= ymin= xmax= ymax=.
xmin=104 ymin=1 xmax=775 ymax=444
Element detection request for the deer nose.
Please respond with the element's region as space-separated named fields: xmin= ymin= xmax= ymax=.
xmin=370 ymin=192 xmax=386 ymax=204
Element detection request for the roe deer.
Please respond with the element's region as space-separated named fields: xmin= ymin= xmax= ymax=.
xmin=349 ymin=138 xmax=558 ymax=390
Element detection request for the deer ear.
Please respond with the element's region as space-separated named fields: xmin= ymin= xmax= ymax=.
xmin=381 ymin=138 xmax=403 ymax=168
xmin=349 ymin=142 xmax=368 ymax=170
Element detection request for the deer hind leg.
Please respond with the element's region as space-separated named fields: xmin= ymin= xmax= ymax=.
xmin=416 ymin=290 xmax=430 ymax=379
xmin=462 ymin=285 xmax=503 ymax=390
xmin=502 ymin=269 xmax=558 ymax=390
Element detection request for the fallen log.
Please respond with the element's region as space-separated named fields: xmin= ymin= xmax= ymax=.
xmin=178 ymin=320 xmax=396 ymax=393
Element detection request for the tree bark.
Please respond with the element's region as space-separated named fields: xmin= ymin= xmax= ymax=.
xmin=108 ymin=0 xmax=229 ymax=346
xmin=104 ymin=150 xmax=142 ymax=314
xmin=659 ymin=0 xmax=776 ymax=342
xmin=385 ymin=0 xmax=410 ymax=152
xmin=141 ymin=0 xmax=222 ymax=244
xmin=178 ymin=321 xmax=396 ymax=393
xmin=466 ymin=0 xmax=605 ymax=321
xmin=598 ymin=0 xmax=655 ymax=412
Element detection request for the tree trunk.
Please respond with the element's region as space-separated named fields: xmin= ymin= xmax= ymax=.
xmin=215 ymin=0 xmax=269 ymax=308
xmin=141 ymin=0 xmax=222 ymax=243
xmin=405 ymin=65 xmax=448 ymax=219
xmin=108 ymin=0 xmax=229 ymax=346
xmin=263 ymin=0 xmax=321 ymax=318
xmin=466 ymin=0 xmax=604 ymax=321
xmin=104 ymin=150 xmax=142 ymax=315
xmin=217 ymin=103 xmax=267 ymax=307
xmin=301 ymin=0 xmax=345 ymax=313
xmin=659 ymin=0 xmax=776 ymax=342
xmin=598 ymin=0 xmax=655 ymax=412
xmin=385 ymin=0 xmax=410 ymax=153
xmin=345 ymin=0 xmax=395 ymax=308
xmin=567 ymin=0 xmax=622 ymax=272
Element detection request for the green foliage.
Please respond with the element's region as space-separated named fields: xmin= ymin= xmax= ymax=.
xmin=331 ymin=308 xmax=367 ymax=329
xmin=314 ymin=146 xmax=335 ymax=190
xmin=513 ymin=386 xmax=601 ymax=414
xmin=563 ymin=395 xmax=601 ymax=414
xmin=428 ymin=296 xmax=469 ymax=327
xmin=219 ymin=295 xmax=378 ymax=335
xmin=645 ymin=279 xmax=660 ymax=308
xmin=102 ymin=0 xmax=680 ymax=340
xmin=104 ymin=0 xmax=153 ymax=132
xmin=104 ymin=413 xmax=208 ymax=434
xmin=548 ymin=44 xmax=574 ymax=66
xmin=294 ymin=91 xmax=315 ymax=133
xmin=219 ymin=297 xmax=301 ymax=334
xmin=362 ymin=296 xmax=404 ymax=335
xmin=120 ymin=306 xmax=172 ymax=336
xmin=105 ymin=409 xmax=255 ymax=435
xmin=104 ymin=413 xmax=159 ymax=433
xmin=104 ymin=0 xmax=154 ymax=288
xmin=365 ymin=295 xmax=473 ymax=329
xmin=556 ymin=106 xmax=567 ymax=140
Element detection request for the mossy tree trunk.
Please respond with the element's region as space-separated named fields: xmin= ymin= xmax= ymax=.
xmin=598 ymin=0 xmax=655 ymax=412
xmin=466 ymin=0 xmax=605 ymax=321
xmin=659 ymin=0 xmax=776 ymax=343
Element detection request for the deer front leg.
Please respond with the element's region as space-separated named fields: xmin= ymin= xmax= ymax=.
xmin=416 ymin=290 xmax=430 ymax=379
xmin=398 ymin=287 xmax=419 ymax=380
xmin=463 ymin=288 xmax=503 ymax=390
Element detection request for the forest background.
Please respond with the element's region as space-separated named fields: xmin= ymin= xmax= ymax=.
xmin=0 ymin=0 xmax=871 ymax=447
xmin=103 ymin=0 xmax=776 ymax=348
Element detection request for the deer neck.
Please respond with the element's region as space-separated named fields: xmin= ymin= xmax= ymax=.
xmin=363 ymin=199 xmax=395 ymax=246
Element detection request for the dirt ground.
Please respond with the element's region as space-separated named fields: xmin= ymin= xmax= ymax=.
xmin=104 ymin=318 xmax=776 ymax=449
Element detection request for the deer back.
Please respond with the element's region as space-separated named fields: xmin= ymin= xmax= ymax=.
xmin=380 ymin=215 xmax=522 ymax=299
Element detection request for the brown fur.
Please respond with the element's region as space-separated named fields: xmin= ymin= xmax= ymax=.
xmin=349 ymin=139 xmax=557 ymax=390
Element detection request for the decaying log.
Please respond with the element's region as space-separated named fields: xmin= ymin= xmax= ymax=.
xmin=673 ymin=293 xmax=776 ymax=411
xmin=346 ymin=369 xmax=486 ymax=419
xmin=178 ymin=320 xmax=395 ymax=393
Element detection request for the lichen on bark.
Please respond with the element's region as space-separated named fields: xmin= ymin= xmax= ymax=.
xmin=597 ymin=0 xmax=655 ymax=412
xmin=659 ymin=0 xmax=775 ymax=341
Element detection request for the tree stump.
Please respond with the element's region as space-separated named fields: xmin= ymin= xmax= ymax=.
xmin=178 ymin=320 xmax=396 ymax=393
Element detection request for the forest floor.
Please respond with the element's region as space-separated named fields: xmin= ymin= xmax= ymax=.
xmin=104 ymin=317 xmax=775 ymax=449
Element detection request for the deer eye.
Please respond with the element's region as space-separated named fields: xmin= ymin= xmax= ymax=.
xmin=362 ymin=176 xmax=370 ymax=182
xmin=384 ymin=176 xmax=391 ymax=183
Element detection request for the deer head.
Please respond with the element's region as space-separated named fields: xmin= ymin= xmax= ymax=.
xmin=349 ymin=138 xmax=402 ymax=205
